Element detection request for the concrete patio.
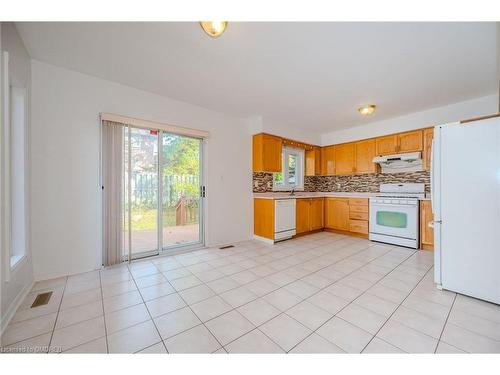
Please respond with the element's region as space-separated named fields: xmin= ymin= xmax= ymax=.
xmin=130 ymin=224 xmax=200 ymax=254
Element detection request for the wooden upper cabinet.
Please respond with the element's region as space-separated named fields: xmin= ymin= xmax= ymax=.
xmin=398 ymin=130 xmax=423 ymax=153
xmin=422 ymin=127 xmax=434 ymax=171
xmin=376 ymin=130 xmax=423 ymax=155
xmin=420 ymin=200 xmax=434 ymax=250
xmin=333 ymin=143 xmax=355 ymax=175
xmin=354 ymin=139 xmax=377 ymax=174
xmin=321 ymin=146 xmax=335 ymax=175
xmin=296 ymin=199 xmax=311 ymax=234
xmin=324 ymin=198 xmax=349 ymax=231
xmin=375 ymin=134 xmax=398 ymax=156
xmin=252 ymin=133 xmax=282 ymax=172
xmin=310 ymin=198 xmax=324 ymax=231
xmin=305 ymin=147 xmax=322 ymax=176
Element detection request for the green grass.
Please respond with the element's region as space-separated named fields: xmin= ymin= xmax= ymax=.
xmin=127 ymin=207 xmax=197 ymax=231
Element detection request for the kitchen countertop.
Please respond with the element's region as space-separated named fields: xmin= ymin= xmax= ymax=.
xmin=254 ymin=192 xmax=431 ymax=200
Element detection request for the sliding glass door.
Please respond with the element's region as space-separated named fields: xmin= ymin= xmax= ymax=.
xmin=162 ymin=133 xmax=202 ymax=248
xmin=123 ymin=126 xmax=203 ymax=259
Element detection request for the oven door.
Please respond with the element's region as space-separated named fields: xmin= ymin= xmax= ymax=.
xmin=369 ymin=202 xmax=418 ymax=240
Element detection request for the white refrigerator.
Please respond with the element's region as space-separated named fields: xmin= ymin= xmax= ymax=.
xmin=432 ymin=116 xmax=500 ymax=305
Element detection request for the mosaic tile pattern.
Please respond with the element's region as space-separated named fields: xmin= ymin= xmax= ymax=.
xmin=253 ymin=172 xmax=274 ymax=193
xmin=253 ymin=171 xmax=430 ymax=193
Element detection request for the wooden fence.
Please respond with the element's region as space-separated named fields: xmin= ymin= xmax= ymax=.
xmin=131 ymin=172 xmax=199 ymax=210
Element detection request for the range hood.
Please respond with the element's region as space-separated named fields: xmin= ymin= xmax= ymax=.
xmin=372 ymin=152 xmax=423 ymax=173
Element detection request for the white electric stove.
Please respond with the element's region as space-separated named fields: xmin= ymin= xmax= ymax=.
xmin=369 ymin=183 xmax=425 ymax=248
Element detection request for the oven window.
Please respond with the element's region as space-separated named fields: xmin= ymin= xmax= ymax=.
xmin=376 ymin=211 xmax=407 ymax=228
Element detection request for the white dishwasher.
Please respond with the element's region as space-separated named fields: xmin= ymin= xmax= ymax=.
xmin=274 ymin=199 xmax=296 ymax=241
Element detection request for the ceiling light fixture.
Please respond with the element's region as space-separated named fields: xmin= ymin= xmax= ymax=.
xmin=200 ymin=21 xmax=228 ymax=38
xmin=358 ymin=104 xmax=376 ymax=116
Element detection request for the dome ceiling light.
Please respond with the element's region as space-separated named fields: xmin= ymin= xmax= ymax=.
xmin=200 ymin=21 xmax=228 ymax=38
xmin=358 ymin=104 xmax=377 ymax=116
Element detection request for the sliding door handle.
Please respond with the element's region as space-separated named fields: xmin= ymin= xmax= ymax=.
xmin=429 ymin=220 xmax=442 ymax=228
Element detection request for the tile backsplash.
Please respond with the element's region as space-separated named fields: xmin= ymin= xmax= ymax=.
xmin=253 ymin=171 xmax=430 ymax=193
xmin=253 ymin=172 xmax=274 ymax=193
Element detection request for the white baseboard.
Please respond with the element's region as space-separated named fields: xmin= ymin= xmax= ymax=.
xmin=253 ymin=235 xmax=275 ymax=245
xmin=34 ymin=261 xmax=103 ymax=282
xmin=0 ymin=279 xmax=35 ymax=336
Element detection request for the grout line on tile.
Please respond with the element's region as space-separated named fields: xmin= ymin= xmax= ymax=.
xmin=158 ymin=235 xmax=362 ymax=352
xmin=4 ymin=233 xmax=450 ymax=354
xmin=285 ymin=245 xmax=416 ymax=352
xmin=98 ymin=270 xmax=109 ymax=353
xmin=128 ymin=262 xmax=170 ymax=353
xmin=434 ymin=293 xmax=457 ymax=353
xmin=172 ymin=285 xmax=225 ymax=352
xmin=359 ymin=266 xmax=435 ymax=353
xmin=47 ymin=276 xmax=69 ymax=353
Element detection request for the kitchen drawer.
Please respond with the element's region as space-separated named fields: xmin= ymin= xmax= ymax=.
xmin=349 ymin=211 xmax=368 ymax=220
xmin=348 ymin=198 xmax=368 ymax=206
xmin=349 ymin=219 xmax=368 ymax=234
xmin=349 ymin=205 xmax=368 ymax=213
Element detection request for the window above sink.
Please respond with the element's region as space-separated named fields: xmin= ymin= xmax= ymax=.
xmin=273 ymin=146 xmax=305 ymax=191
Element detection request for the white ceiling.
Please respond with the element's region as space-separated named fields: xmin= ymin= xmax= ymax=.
xmin=16 ymin=22 xmax=498 ymax=133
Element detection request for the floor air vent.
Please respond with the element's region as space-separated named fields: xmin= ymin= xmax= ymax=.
xmin=219 ymin=245 xmax=235 ymax=250
xmin=31 ymin=292 xmax=53 ymax=308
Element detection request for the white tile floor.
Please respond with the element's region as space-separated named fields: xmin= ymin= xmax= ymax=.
xmin=2 ymin=232 xmax=500 ymax=353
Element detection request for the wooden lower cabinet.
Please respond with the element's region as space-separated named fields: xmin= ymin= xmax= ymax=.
xmin=296 ymin=198 xmax=324 ymax=234
xmin=348 ymin=198 xmax=369 ymax=235
xmin=310 ymin=198 xmax=324 ymax=230
xmin=349 ymin=211 xmax=368 ymax=220
xmin=325 ymin=198 xmax=349 ymax=231
xmin=254 ymin=198 xmax=275 ymax=240
xmin=349 ymin=219 xmax=368 ymax=234
xmin=296 ymin=198 xmax=311 ymax=234
xmin=420 ymin=200 xmax=434 ymax=250
xmin=325 ymin=197 xmax=369 ymax=236
xmin=349 ymin=204 xmax=368 ymax=213
xmin=256 ymin=196 xmax=368 ymax=242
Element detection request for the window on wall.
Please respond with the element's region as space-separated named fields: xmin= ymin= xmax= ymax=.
xmin=273 ymin=146 xmax=304 ymax=191
xmin=10 ymin=86 xmax=27 ymax=269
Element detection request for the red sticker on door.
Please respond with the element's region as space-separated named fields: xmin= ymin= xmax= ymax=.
xmin=150 ymin=130 xmax=158 ymax=135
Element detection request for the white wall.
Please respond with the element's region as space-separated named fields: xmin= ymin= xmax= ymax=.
xmin=262 ymin=118 xmax=322 ymax=145
xmin=247 ymin=115 xmax=322 ymax=145
xmin=30 ymin=60 xmax=253 ymax=281
xmin=0 ymin=22 xmax=34 ymax=332
xmin=321 ymin=94 xmax=499 ymax=145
